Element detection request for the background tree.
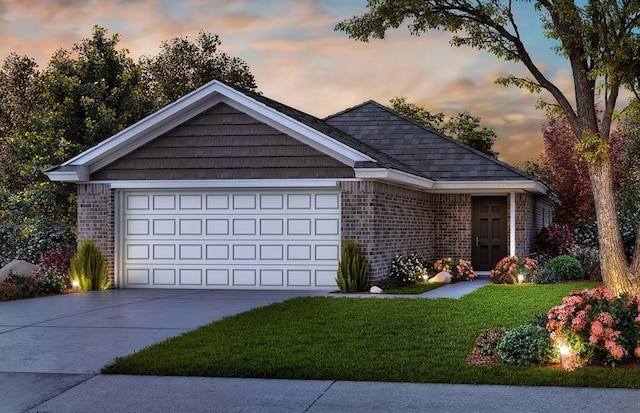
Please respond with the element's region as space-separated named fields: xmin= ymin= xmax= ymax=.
xmin=140 ymin=31 xmax=257 ymax=106
xmin=337 ymin=0 xmax=640 ymax=293
xmin=0 ymin=26 xmax=259 ymax=265
xmin=389 ymin=97 xmax=498 ymax=157
xmin=538 ymin=112 xmax=626 ymax=227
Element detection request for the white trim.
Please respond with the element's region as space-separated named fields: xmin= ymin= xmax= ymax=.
xmin=354 ymin=168 xmax=435 ymax=189
xmin=431 ymin=180 xmax=549 ymax=195
xmin=510 ymin=192 xmax=516 ymax=256
xmin=57 ymin=80 xmax=374 ymax=176
xmin=43 ymin=166 xmax=90 ymax=182
xmin=108 ymin=179 xmax=342 ymax=189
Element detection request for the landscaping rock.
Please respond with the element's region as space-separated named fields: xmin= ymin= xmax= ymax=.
xmin=0 ymin=259 xmax=39 ymax=281
xmin=370 ymin=286 xmax=383 ymax=294
xmin=429 ymin=271 xmax=452 ymax=284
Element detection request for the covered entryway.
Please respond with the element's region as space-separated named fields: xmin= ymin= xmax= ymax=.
xmin=118 ymin=188 xmax=341 ymax=289
xmin=471 ymin=196 xmax=507 ymax=271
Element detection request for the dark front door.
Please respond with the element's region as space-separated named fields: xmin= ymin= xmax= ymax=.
xmin=472 ymin=197 xmax=507 ymax=271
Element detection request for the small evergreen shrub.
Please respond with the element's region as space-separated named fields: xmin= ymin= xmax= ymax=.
xmin=474 ymin=327 xmax=508 ymax=357
xmin=568 ymin=244 xmax=601 ymax=280
xmin=531 ymin=265 xmax=562 ymax=284
xmin=336 ymin=240 xmax=371 ymax=293
xmin=536 ymin=223 xmax=577 ymax=256
xmin=544 ymin=255 xmax=583 ymax=281
xmin=70 ymin=240 xmax=111 ymax=291
xmin=388 ymin=253 xmax=427 ymax=285
xmin=498 ymin=324 xmax=550 ymax=366
xmin=35 ymin=266 xmax=68 ymax=293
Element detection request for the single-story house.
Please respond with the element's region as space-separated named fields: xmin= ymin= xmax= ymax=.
xmin=45 ymin=79 xmax=553 ymax=289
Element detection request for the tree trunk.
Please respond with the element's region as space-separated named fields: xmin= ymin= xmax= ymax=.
xmin=588 ymin=156 xmax=639 ymax=294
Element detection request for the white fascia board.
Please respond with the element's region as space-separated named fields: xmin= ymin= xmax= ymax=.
xmin=44 ymin=166 xmax=90 ymax=182
xmin=431 ymin=180 xmax=550 ymax=195
xmin=62 ymin=80 xmax=373 ymax=173
xmin=354 ymin=168 xmax=435 ymax=189
xmin=108 ymin=179 xmax=341 ymax=189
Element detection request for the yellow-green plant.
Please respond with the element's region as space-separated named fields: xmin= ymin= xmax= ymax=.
xmin=336 ymin=240 xmax=370 ymax=293
xmin=69 ymin=240 xmax=111 ymax=291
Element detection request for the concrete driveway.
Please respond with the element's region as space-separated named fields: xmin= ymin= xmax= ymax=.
xmin=3 ymin=285 xmax=640 ymax=413
xmin=0 ymin=288 xmax=329 ymax=412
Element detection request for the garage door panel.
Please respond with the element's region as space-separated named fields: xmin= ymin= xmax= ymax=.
xmin=121 ymin=189 xmax=340 ymax=289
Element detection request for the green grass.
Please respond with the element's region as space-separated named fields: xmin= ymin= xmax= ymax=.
xmin=102 ymin=282 xmax=640 ymax=388
xmin=383 ymin=282 xmax=446 ymax=294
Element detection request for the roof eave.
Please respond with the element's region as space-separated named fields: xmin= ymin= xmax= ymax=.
xmin=354 ymin=168 xmax=435 ymax=189
xmin=43 ymin=165 xmax=90 ymax=182
xmin=430 ymin=180 xmax=551 ymax=195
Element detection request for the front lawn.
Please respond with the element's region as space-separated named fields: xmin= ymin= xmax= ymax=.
xmin=103 ymin=282 xmax=640 ymax=387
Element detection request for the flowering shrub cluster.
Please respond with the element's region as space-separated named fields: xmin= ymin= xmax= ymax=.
xmin=32 ymin=248 xmax=74 ymax=293
xmin=536 ymin=223 xmax=577 ymax=256
xmin=388 ymin=253 xmax=427 ymax=285
xmin=433 ymin=257 xmax=477 ymax=282
xmin=490 ymin=256 xmax=538 ymax=284
xmin=547 ymin=286 xmax=640 ymax=370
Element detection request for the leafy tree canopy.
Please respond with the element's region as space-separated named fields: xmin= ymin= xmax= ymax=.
xmin=140 ymin=31 xmax=257 ymax=106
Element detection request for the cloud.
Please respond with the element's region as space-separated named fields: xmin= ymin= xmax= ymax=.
xmin=0 ymin=0 xmax=571 ymax=165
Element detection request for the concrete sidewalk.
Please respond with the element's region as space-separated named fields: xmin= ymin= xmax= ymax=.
xmin=1 ymin=284 xmax=639 ymax=412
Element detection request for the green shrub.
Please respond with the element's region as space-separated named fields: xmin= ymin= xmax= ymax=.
xmin=498 ymin=324 xmax=550 ymax=366
xmin=35 ymin=266 xmax=68 ymax=293
xmin=568 ymin=244 xmax=601 ymax=280
xmin=531 ymin=266 xmax=562 ymax=284
xmin=474 ymin=327 xmax=508 ymax=357
xmin=70 ymin=240 xmax=111 ymax=291
xmin=336 ymin=240 xmax=371 ymax=293
xmin=544 ymin=255 xmax=583 ymax=281
xmin=388 ymin=253 xmax=427 ymax=285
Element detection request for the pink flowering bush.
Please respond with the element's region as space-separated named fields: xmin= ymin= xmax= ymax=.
xmin=490 ymin=256 xmax=538 ymax=284
xmin=546 ymin=286 xmax=640 ymax=369
xmin=433 ymin=257 xmax=477 ymax=282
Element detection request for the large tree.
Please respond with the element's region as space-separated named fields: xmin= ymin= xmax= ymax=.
xmin=337 ymin=0 xmax=640 ymax=293
xmin=389 ymin=97 xmax=498 ymax=157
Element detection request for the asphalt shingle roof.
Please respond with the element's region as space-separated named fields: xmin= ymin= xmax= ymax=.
xmin=324 ymin=100 xmax=536 ymax=182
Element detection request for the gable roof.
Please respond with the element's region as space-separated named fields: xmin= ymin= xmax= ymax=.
xmin=45 ymin=79 xmax=549 ymax=195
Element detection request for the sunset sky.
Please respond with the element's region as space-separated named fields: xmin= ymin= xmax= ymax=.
xmin=0 ymin=0 xmax=613 ymax=165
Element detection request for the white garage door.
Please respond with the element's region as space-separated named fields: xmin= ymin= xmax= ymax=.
xmin=119 ymin=188 xmax=341 ymax=289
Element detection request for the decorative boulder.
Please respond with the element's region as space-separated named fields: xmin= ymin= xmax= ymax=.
xmin=370 ymin=286 xmax=383 ymax=294
xmin=428 ymin=271 xmax=452 ymax=284
xmin=0 ymin=259 xmax=39 ymax=282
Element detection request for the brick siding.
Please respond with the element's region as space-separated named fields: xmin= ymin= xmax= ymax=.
xmin=77 ymin=183 xmax=115 ymax=282
xmin=340 ymin=181 xmax=432 ymax=281
xmin=431 ymin=194 xmax=472 ymax=261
